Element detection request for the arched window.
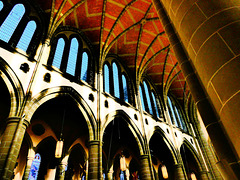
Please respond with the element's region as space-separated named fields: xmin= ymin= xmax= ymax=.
xmin=0 ymin=4 xmax=25 ymax=43
xmin=66 ymin=38 xmax=78 ymax=76
xmin=104 ymin=64 xmax=110 ymax=94
xmin=174 ymin=105 xmax=187 ymax=131
xmin=143 ymin=81 xmax=153 ymax=115
xmin=139 ymin=85 xmax=146 ymax=111
xmin=152 ymin=92 xmax=160 ymax=118
xmin=0 ymin=1 xmax=3 ymax=11
xmin=28 ymin=153 xmax=41 ymax=180
xmin=81 ymin=51 xmax=88 ymax=81
xmin=16 ymin=20 xmax=36 ymax=52
xmin=122 ymin=74 xmax=128 ymax=103
xmin=112 ymin=62 xmax=120 ymax=98
xmin=167 ymin=96 xmax=179 ymax=127
xmin=52 ymin=38 xmax=65 ymax=69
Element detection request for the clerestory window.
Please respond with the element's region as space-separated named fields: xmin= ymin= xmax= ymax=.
xmin=103 ymin=59 xmax=130 ymax=104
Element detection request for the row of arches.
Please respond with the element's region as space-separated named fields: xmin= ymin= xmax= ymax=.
xmin=0 ymin=69 xmax=203 ymax=179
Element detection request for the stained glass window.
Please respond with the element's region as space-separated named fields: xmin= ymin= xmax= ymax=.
xmin=17 ymin=20 xmax=36 ymax=52
xmin=52 ymin=38 xmax=65 ymax=69
xmin=122 ymin=74 xmax=128 ymax=102
xmin=28 ymin=153 xmax=41 ymax=180
xmin=66 ymin=38 xmax=78 ymax=75
xmin=104 ymin=64 xmax=110 ymax=94
xmin=0 ymin=4 xmax=25 ymax=43
xmin=112 ymin=62 xmax=120 ymax=98
xmin=81 ymin=52 xmax=88 ymax=81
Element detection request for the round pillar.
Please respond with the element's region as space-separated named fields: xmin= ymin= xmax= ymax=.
xmin=0 ymin=117 xmax=29 ymax=179
xmin=139 ymin=154 xmax=152 ymax=180
xmin=23 ymin=149 xmax=35 ymax=180
xmin=88 ymin=140 xmax=101 ymax=180
xmin=152 ymin=0 xmax=240 ymax=178
xmin=174 ymin=164 xmax=185 ymax=180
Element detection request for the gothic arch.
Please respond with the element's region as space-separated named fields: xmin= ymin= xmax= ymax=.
xmin=0 ymin=57 xmax=24 ymax=117
xmin=24 ymin=86 xmax=97 ymax=141
xmin=152 ymin=126 xmax=178 ymax=164
xmin=101 ymin=110 xmax=145 ymax=155
xmin=181 ymin=139 xmax=203 ymax=171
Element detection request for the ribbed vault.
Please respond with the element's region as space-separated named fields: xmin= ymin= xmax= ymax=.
xmin=36 ymin=0 xmax=190 ymax=102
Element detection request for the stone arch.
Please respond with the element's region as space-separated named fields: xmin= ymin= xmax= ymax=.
xmin=0 ymin=57 xmax=24 ymax=117
xmin=181 ymin=139 xmax=203 ymax=171
xmin=24 ymin=86 xmax=97 ymax=141
xmin=152 ymin=126 xmax=178 ymax=164
xmin=180 ymin=139 xmax=203 ymax=179
xmin=101 ymin=110 xmax=145 ymax=155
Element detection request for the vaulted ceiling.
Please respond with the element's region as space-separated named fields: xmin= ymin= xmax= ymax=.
xmin=36 ymin=0 xmax=190 ymax=103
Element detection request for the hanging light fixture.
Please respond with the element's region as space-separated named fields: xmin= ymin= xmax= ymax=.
xmin=55 ymin=108 xmax=65 ymax=158
xmin=191 ymin=172 xmax=197 ymax=180
xmin=55 ymin=134 xmax=64 ymax=158
xmin=161 ymin=165 xmax=168 ymax=179
xmin=120 ymin=155 xmax=126 ymax=171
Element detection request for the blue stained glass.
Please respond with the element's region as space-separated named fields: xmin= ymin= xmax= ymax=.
xmin=52 ymin=38 xmax=65 ymax=69
xmin=0 ymin=4 xmax=25 ymax=43
xmin=28 ymin=153 xmax=41 ymax=180
xmin=139 ymin=85 xmax=146 ymax=111
xmin=104 ymin=64 xmax=110 ymax=93
xmin=17 ymin=20 xmax=36 ymax=52
xmin=143 ymin=81 xmax=153 ymax=115
xmin=81 ymin=52 xmax=88 ymax=81
xmin=122 ymin=74 xmax=128 ymax=102
xmin=167 ymin=96 xmax=179 ymax=127
xmin=66 ymin=38 xmax=78 ymax=75
xmin=152 ymin=92 xmax=160 ymax=118
xmin=112 ymin=62 xmax=120 ymax=98
xmin=0 ymin=1 xmax=3 ymax=11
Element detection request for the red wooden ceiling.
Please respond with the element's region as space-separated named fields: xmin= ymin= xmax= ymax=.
xmin=36 ymin=0 xmax=190 ymax=102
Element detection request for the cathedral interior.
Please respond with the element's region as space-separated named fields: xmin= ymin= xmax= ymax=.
xmin=0 ymin=0 xmax=239 ymax=179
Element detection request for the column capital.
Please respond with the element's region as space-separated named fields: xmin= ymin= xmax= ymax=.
xmin=6 ymin=116 xmax=30 ymax=128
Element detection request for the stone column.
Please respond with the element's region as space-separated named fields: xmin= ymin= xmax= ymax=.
xmin=56 ymin=157 xmax=68 ymax=180
xmin=174 ymin=164 xmax=185 ymax=180
xmin=200 ymin=170 xmax=209 ymax=180
xmin=0 ymin=117 xmax=29 ymax=179
xmin=152 ymin=0 xmax=240 ymax=178
xmin=23 ymin=149 xmax=35 ymax=180
xmin=106 ymin=166 xmax=113 ymax=180
xmin=88 ymin=140 xmax=101 ymax=180
xmin=139 ymin=154 xmax=152 ymax=180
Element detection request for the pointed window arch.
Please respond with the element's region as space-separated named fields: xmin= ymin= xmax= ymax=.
xmin=0 ymin=1 xmax=3 ymax=11
xmin=112 ymin=62 xmax=120 ymax=98
xmin=0 ymin=4 xmax=25 ymax=43
xmin=16 ymin=20 xmax=36 ymax=52
xmin=122 ymin=74 xmax=128 ymax=102
xmin=104 ymin=63 xmax=110 ymax=94
xmin=52 ymin=38 xmax=65 ymax=69
xmin=143 ymin=81 xmax=153 ymax=115
xmin=81 ymin=51 xmax=88 ymax=81
xmin=66 ymin=38 xmax=79 ymax=76
xmin=167 ymin=96 xmax=179 ymax=127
